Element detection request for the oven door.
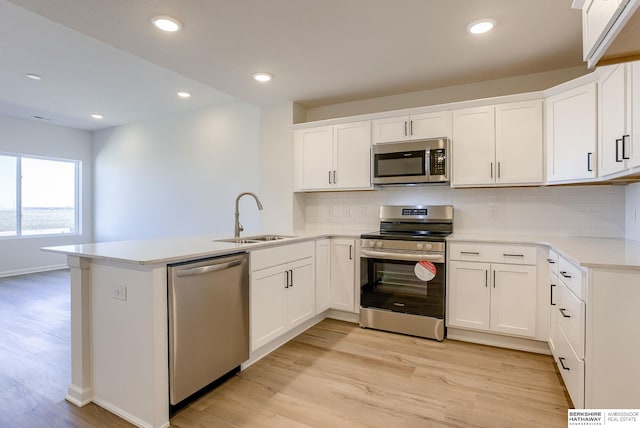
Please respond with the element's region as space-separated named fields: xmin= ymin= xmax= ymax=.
xmin=360 ymin=252 xmax=445 ymax=319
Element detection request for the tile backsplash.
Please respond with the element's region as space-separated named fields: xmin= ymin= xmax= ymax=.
xmin=626 ymin=183 xmax=640 ymax=241
xmin=303 ymin=185 xmax=627 ymax=238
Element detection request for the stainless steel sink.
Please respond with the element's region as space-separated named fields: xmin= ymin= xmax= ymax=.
xmin=215 ymin=238 xmax=261 ymax=244
xmin=215 ymin=235 xmax=296 ymax=244
xmin=248 ymin=234 xmax=296 ymax=241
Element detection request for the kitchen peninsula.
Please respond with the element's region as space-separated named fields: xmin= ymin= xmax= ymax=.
xmin=45 ymin=233 xmax=640 ymax=428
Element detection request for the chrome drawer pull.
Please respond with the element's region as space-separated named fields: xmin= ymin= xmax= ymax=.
xmin=559 ymin=308 xmax=571 ymax=318
xmin=559 ymin=357 xmax=570 ymax=371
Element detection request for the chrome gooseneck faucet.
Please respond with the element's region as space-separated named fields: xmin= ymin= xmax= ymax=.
xmin=234 ymin=192 xmax=263 ymax=237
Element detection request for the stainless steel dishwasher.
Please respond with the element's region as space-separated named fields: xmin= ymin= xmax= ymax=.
xmin=167 ymin=252 xmax=249 ymax=406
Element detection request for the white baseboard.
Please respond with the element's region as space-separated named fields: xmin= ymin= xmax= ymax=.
xmin=0 ymin=264 xmax=68 ymax=278
xmin=447 ymin=327 xmax=552 ymax=355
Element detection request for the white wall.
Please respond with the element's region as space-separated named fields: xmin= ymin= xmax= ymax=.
xmin=259 ymin=103 xmax=296 ymax=234
xmin=626 ymin=183 xmax=640 ymax=241
xmin=0 ymin=115 xmax=93 ymax=276
xmin=302 ymin=185 xmax=626 ymax=239
xmin=92 ymin=101 xmax=261 ymax=242
xmin=303 ymin=66 xmax=588 ymax=122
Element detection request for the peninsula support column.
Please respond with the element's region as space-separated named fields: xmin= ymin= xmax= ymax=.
xmin=66 ymin=255 xmax=93 ymax=406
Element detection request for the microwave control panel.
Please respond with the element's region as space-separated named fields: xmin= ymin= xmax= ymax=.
xmin=429 ymin=149 xmax=446 ymax=176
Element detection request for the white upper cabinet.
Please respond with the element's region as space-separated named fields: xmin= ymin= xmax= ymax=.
xmin=546 ymin=82 xmax=598 ymax=182
xmin=581 ymin=0 xmax=640 ymax=68
xmin=452 ymin=100 xmax=543 ymax=187
xmin=294 ymin=121 xmax=372 ymax=192
xmin=451 ymin=106 xmax=495 ymax=186
xmin=372 ymin=111 xmax=451 ymax=144
xmin=598 ymin=63 xmax=639 ymax=176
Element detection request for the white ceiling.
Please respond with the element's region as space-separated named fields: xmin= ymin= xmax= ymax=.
xmin=2 ymin=0 xmax=585 ymax=131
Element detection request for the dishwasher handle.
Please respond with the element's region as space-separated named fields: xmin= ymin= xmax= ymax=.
xmin=175 ymin=260 xmax=242 ymax=277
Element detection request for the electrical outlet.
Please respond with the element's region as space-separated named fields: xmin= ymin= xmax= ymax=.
xmin=113 ymin=285 xmax=127 ymax=301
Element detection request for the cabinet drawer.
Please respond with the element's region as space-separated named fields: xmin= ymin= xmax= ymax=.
xmin=251 ymin=241 xmax=314 ymax=272
xmin=449 ymin=242 xmax=536 ymax=265
xmin=546 ymin=249 xmax=559 ymax=275
xmin=557 ymin=282 xmax=585 ymax=359
xmin=556 ymin=328 xmax=585 ymax=408
xmin=558 ymin=256 xmax=586 ymax=300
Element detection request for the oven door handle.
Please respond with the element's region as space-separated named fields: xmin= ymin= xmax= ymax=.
xmin=360 ymin=249 xmax=444 ymax=263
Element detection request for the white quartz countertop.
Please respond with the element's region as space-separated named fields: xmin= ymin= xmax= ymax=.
xmin=448 ymin=234 xmax=640 ymax=270
xmin=41 ymin=230 xmax=368 ymax=265
xmin=44 ymin=229 xmax=640 ymax=270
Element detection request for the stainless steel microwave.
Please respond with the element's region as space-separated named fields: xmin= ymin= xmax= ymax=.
xmin=372 ymin=138 xmax=449 ymax=185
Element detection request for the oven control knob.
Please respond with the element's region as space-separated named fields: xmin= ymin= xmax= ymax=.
xmin=425 ymin=243 xmax=433 ymax=250
xmin=375 ymin=241 xmax=383 ymax=248
xmin=367 ymin=240 xmax=375 ymax=247
xmin=416 ymin=243 xmax=424 ymax=250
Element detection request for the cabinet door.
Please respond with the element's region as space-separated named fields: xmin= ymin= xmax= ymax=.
xmin=495 ymin=100 xmax=543 ymax=184
xmin=286 ymin=257 xmax=315 ymax=328
xmin=451 ymin=106 xmax=495 ymax=186
xmin=293 ymin=126 xmax=334 ymax=190
xmin=546 ymin=83 xmax=598 ymax=182
xmin=333 ymin=121 xmax=372 ymax=190
xmin=250 ymin=265 xmax=287 ymax=351
xmin=629 ymin=61 xmax=640 ymax=169
xmin=447 ymin=261 xmax=491 ymax=331
xmin=549 ymin=272 xmax=560 ymax=358
xmin=315 ymin=239 xmax=331 ymax=313
xmin=599 ymin=64 xmax=628 ymax=176
xmin=583 ymin=0 xmax=627 ymax=60
xmin=372 ymin=115 xmax=410 ymax=144
xmin=330 ymin=239 xmax=356 ymax=312
xmin=409 ymin=111 xmax=452 ymax=140
xmin=490 ymin=264 xmax=537 ymax=338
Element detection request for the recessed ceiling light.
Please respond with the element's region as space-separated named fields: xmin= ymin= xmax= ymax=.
xmin=252 ymin=72 xmax=272 ymax=83
xmin=177 ymin=91 xmax=191 ymax=98
xmin=91 ymin=114 xmax=104 ymax=120
xmin=151 ymin=15 xmax=183 ymax=32
xmin=467 ymin=19 xmax=495 ymax=35
xmin=26 ymin=73 xmax=42 ymax=80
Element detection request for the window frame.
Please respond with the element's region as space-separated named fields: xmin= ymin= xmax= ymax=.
xmin=0 ymin=152 xmax=81 ymax=239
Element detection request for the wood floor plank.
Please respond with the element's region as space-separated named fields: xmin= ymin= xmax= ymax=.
xmin=1 ymin=271 xmax=571 ymax=427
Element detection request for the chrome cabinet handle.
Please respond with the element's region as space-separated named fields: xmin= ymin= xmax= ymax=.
xmin=560 ymin=271 xmax=572 ymax=279
xmin=404 ymin=121 xmax=408 ymax=136
xmin=559 ymin=357 xmax=570 ymax=371
xmin=559 ymin=308 xmax=571 ymax=318
xmin=410 ymin=120 xmax=414 ymax=135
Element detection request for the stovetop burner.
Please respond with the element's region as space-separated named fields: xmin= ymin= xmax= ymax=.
xmin=361 ymin=204 xmax=453 ymax=242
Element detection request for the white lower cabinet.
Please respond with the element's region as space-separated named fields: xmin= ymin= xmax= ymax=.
xmin=315 ymin=239 xmax=331 ymax=313
xmin=330 ymin=238 xmax=357 ymax=312
xmin=448 ymin=242 xmax=537 ymax=338
xmin=250 ymin=242 xmax=315 ymax=352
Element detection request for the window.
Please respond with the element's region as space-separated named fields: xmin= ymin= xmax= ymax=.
xmin=0 ymin=154 xmax=80 ymax=238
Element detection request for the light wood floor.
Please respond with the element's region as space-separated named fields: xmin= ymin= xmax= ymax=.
xmin=1 ymin=270 xmax=571 ymax=427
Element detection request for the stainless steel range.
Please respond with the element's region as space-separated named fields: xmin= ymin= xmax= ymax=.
xmin=360 ymin=205 xmax=453 ymax=341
